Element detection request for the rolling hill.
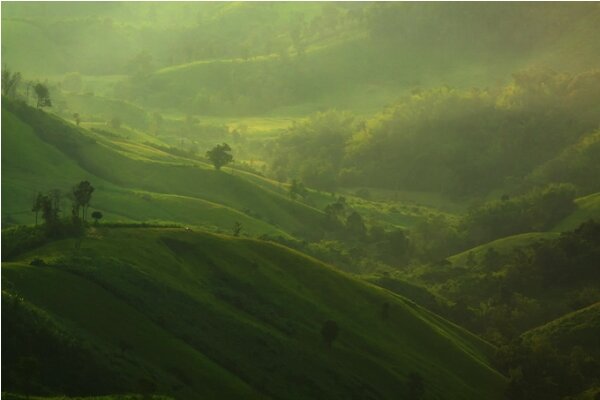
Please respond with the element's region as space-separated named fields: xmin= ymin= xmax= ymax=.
xmin=1 ymin=100 xmax=327 ymax=239
xmin=2 ymin=226 xmax=506 ymax=399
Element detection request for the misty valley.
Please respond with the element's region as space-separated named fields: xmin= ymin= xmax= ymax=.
xmin=1 ymin=2 xmax=599 ymax=400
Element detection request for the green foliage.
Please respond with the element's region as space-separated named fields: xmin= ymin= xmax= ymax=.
xmin=205 ymin=143 xmax=233 ymax=170
xmin=1 ymin=66 xmax=22 ymax=98
xmin=412 ymin=220 xmax=600 ymax=344
xmin=34 ymin=83 xmax=52 ymax=108
xmin=1 ymin=225 xmax=48 ymax=261
xmin=72 ymin=181 xmax=95 ymax=223
xmin=462 ymin=184 xmax=577 ymax=245
xmin=269 ymin=111 xmax=357 ymax=190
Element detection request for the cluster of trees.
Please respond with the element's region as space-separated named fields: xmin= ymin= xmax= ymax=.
xmin=421 ymin=220 xmax=600 ymax=345
xmin=495 ymin=337 xmax=600 ymax=400
xmin=1 ymin=67 xmax=52 ymax=108
xmin=31 ymin=181 xmax=98 ymax=237
xmin=460 ymin=184 xmax=577 ymax=246
xmin=268 ymin=69 xmax=600 ymax=198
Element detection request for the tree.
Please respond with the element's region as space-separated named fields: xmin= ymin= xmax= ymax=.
xmin=206 ymin=143 xmax=233 ymax=170
xmin=91 ymin=211 xmax=103 ymax=225
xmin=346 ymin=211 xmax=366 ymax=240
xmin=32 ymin=193 xmax=44 ymax=226
xmin=72 ymin=181 xmax=95 ymax=223
xmin=289 ymin=179 xmax=308 ymax=200
xmin=40 ymin=194 xmax=59 ymax=236
xmin=34 ymin=83 xmax=52 ymax=108
xmin=321 ymin=320 xmax=339 ymax=348
xmin=232 ymin=221 xmax=242 ymax=237
xmin=1 ymin=67 xmax=21 ymax=98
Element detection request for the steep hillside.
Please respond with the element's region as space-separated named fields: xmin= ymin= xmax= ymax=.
xmin=2 ymin=227 xmax=505 ymax=399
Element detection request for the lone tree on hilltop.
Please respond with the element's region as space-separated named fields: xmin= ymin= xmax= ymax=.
xmin=34 ymin=83 xmax=52 ymax=108
xmin=91 ymin=211 xmax=103 ymax=225
xmin=321 ymin=320 xmax=339 ymax=348
xmin=206 ymin=143 xmax=233 ymax=170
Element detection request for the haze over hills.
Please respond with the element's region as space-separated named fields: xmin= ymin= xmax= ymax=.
xmin=2 ymin=2 xmax=600 ymax=400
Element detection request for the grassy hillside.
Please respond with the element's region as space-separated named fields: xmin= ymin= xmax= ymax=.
xmin=2 ymin=227 xmax=505 ymax=399
xmin=522 ymin=302 xmax=600 ymax=357
xmin=1 ymin=101 xmax=326 ymax=239
xmin=553 ymin=192 xmax=600 ymax=232
xmin=448 ymin=232 xmax=560 ymax=265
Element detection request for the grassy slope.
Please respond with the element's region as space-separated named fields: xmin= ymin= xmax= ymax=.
xmin=522 ymin=302 xmax=600 ymax=356
xmin=553 ymin=192 xmax=600 ymax=232
xmin=3 ymin=227 xmax=505 ymax=400
xmin=1 ymin=103 xmax=324 ymax=238
xmin=448 ymin=232 xmax=560 ymax=265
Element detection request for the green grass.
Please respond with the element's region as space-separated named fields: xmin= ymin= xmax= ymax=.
xmin=522 ymin=302 xmax=600 ymax=357
xmin=448 ymin=232 xmax=560 ymax=265
xmin=553 ymin=192 xmax=600 ymax=232
xmin=1 ymin=102 xmax=323 ymax=239
xmin=3 ymin=227 xmax=506 ymax=399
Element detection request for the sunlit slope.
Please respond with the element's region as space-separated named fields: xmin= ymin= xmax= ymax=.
xmin=1 ymin=102 xmax=323 ymax=238
xmin=553 ymin=193 xmax=600 ymax=232
xmin=3 ymin=227 xmax=506 ymax=399
xmin=522 ymin=302 xmax=600 ymax=357
xmin=448 ymin=232 xmax=560 ymax=265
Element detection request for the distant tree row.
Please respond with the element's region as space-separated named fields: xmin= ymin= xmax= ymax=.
xmin=2 ymin=66 xmax=52 ymax=108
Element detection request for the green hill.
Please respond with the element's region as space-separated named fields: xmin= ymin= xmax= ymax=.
xmin=553 ymin=192 xmax=600 ymax=232
xmin=522 ymin=302 xmax=600 ymax=357
xmin=1 ymin=100 xmax=325 ymax=239
xmin=448 ymin=232 xmax=560 ymax=266
xmin=2 ymin=227 xmax=505 ymax=399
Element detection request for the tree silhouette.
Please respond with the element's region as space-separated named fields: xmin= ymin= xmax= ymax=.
xmin=72 ymin=181 xmax=95 ymax=223
xmin=346 ymin=211 xmax=366 ymax=239
xmin=91 ymin=211 xmax=103 ymax=225
xmin=321 ymin=320 xmax=339 ymax=348
xmin=34 ymin=83 xmax=52 ymax=108
xmin=40 ymin=194 xmax=59 ymax=235
xmin=206 ymin=143 xmax=233 ymax=170
xmin=32 ymin=192 xmax=44 ymax=226
xmin=1 ymin=67 xmax=21 ymax=98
